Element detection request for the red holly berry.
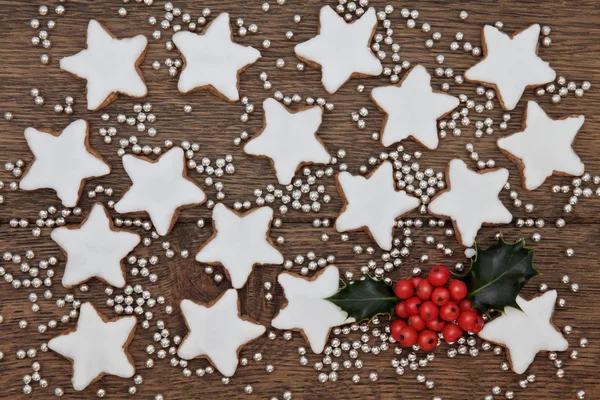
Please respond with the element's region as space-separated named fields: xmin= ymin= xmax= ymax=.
xmin=448 ymin=280 xmax=468 ymax=302
xmin=439 ymin=301 xmax=460 ymax=322
xmin=416 ymin=280 xmax=434 ymax=301
xmin=394 ymin=279 xmax=414 ymax=299
xmin=417 ymin=329 xmax=438 ymax=351
xmin=431 ymin=287 xmax=450 ymax=306
xmin=442 ymin=323 xmax=463 ymax=343
xmin=459 ymin=298 xmax=473 ymax=311
xmin=408 ymin=314 xmax=426 ymax=331
xmin=428 ymin=265 xmax=451 ymax=287
xmin=458 ymin=310 xmax=483 ymax=332
xmin=395 ymin=302 xmax=409 ymax=319
xmin=469 ymin=313 xmax=485 ymax=333
xmin=426 ymin=317 xmax=446 ymax=332
xmin=398 ymin=325 xmax=418 ymax=347
xmin=405 ymin=297 xmax=422 ymax=315
xmin=471 ymin=317 xmax=485 ymax=333
xmin=411 ymin=277 xmax=422 ymax=288
xmin=419 ymin=301 xmax=439 ymax=322
xmin=390 ymin=320 xmax=407 ymax=341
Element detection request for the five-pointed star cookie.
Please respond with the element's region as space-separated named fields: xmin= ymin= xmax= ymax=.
xmin=427 ymin=159 xmax=512 ymax=247
xmin=60 ymin=20 xmax=148 ymax=111
xmin=20 ymin=119 xmax=110 ymax=207
xmin=295 ymin=6 xmax=383 ymax=94
xmin=178 ymin=289 xmax=266 ymax=377
xmin=497 ymin=101 xmax=585 ymax=191
xmin=371 ymin=65 xmax=460 ymax=149
xmin=465 ymin=24 xmax=556 ymax=111
xmin=51 ymin=203 xmax=141 ymax=288
xmin=114 ymin=147 xmax=206 ymax=236
xmin=48 ymin=302 xmax=137 ymax=391
xmin=478 ymin=290 xmax=569 ymax=374
xmin=173 ymin=13 xmax=261 ymax=101
xmin=335 ymin=161 xmax=420 ymax=250
xmin=196 ymin=203 xmax=283 ymax=289
xmin=244 ymin=98 xmax=331 ymax=185
xmin=271 ymin=266 xmax=350 ymax=354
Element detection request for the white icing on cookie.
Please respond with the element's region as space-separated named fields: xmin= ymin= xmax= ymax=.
xmin=178 ymin=289 xmax=266 ymax=377
xmin=335 ymin=161 xmax=420 ymax=250
xmin=48 ymin=302 xmax=137 ymax=391
xmin=478 ymin=290 xmax=568 ymax=374
xmin=427 ymin=159 xmax=512 ymax=247
xmin=295 ymin=6 xmax=382 ymax=94
xmin=20 ymin=119 xmax=110 ymax=207
xmin=244 ymin=98 xmax=330 ymax=185
xmin=271 ymin=266 xmax=351 ymax=354
xmin=497 ymin=101 xmax=585 ymax=191
xmin=51 ymin=203 xmax=141 ymax=288
xmin=173 ymin=13 xmax=261 ymax=101
xmin=196 ymin=203 xmax=283 ymax=289
xmin=60 ymin=20 xmax=147 ymax=111
xmin=465 ymin=24 xmax=556 ymax=111
xmin=371 ymin=65 xmax=459 ymax=149
xmin=114 ymin=147 xmax=206 ymax=236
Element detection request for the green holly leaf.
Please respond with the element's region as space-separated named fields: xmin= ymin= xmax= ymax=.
xmin=326 ymin=276 xmax=398 ymax=322
xmin=463 ymin=236 xmax=539 ymax=314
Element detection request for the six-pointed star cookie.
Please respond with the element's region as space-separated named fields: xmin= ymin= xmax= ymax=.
xmin=20 ymin=119 xmax=110 ymax=207
xmin=498 ymin=101 xmax=585 ymax=191
xmin=114 ymin=147 xmax=206 ymax=236
xmin=478 ymin=290 xmax=568 ymax=374
xmin=271 ymin=266 xmax=350 ymax=354
xmin=244 ymin=98 xmax=331 ymax=185
xmin=178 ymin=289 xmax=266 ymax=377
xmin=335 ymin=161 xmax=420 ymax=250
xmin=60 ymin=20 xmax=148 ymax=111
xmin=51 ymin=203 xmax=141 ymax=288
xmin=465 ymin=24 xmax=555 ymax=111
xmin=371 ymin=65 xmax=460 ymax=149
xmin=48 ymin=302 xmax=137 ymax=391
xmin=173 ymin=13 xmax=261 ymax=101
xmin=427 ymin=159 xmax=512 ymax=247
xmin=295 ymin=6 xmax=383 ymax=94
xmin=196 ymin=203 xmax=283 ymax=289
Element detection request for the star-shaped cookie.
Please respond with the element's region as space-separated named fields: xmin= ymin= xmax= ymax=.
xmin=114 ymin=147 xmax=206 ymax=236
xmin=48 ymin=302 xmax=137 ymax=391
xmin=178 ymin=289 xmax=266 ymax=377
xmin=371 ymin=65 xmax=459 ymax=149
xmin=271 ymin=266 xmax=350 ymax=354
xmin=478 ymin=290 xmax=569 ymax=374
xmin=173 ymin=13 xmax=261 ymax=101
xmin=295 ymin=6 xmax=382 ymax=94
xmin=51 ymin=203 xmax=141 ymax=288
xmin=60 ymin=20 xmax=148 ymax=111
xmin=244 ymin=98 xmax=330 ymax=185
xmin=465 ymin=24 xmax=555 ymax=111
xmin=20 ymin=119 xmax=110 ymax=207
xmin=196 ymin=203 xmax=283 ymax=289
xmin=497 ymin=101 xmax=585 ymax=191
xmin=427 ymin=159 xmax=512 ymax=247
xmin=335 ymin=161 xmax=420 ymax=250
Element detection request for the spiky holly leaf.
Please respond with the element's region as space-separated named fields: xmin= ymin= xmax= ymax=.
xmin=463 ymin=236 xmax=539 ymax=314
xmin=326 ymin=276 xmax=397 ymax=322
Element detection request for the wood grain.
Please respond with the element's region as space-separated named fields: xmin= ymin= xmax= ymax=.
xmin=0 ymin=0 xmax=599 ymax=399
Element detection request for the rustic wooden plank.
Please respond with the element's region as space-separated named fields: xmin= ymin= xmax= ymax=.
xmin=0 ymin=0 xmax=599 ymax=399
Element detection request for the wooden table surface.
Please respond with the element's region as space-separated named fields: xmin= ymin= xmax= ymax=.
xmin=0 ymin=0 xmax=599 ymax=399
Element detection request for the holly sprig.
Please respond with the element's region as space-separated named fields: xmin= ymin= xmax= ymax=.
xmin=327 ymin=276 xmax=397 ymax=322
xmin=461 ymin=236 xmax=538 ymax=314
xmin=326 ymin=236 xmax=538 ymax=322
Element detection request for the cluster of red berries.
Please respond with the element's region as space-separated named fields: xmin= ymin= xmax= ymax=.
xmin=390 ymin=265 xmax=485 ymax=351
